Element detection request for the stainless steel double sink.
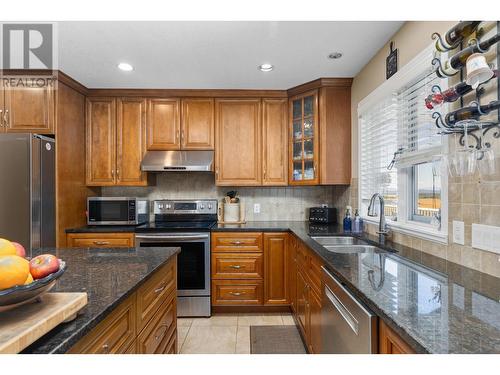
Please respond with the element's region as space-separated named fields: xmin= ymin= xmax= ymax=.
xmin=310 ymin=236 xmax=381 ymax=254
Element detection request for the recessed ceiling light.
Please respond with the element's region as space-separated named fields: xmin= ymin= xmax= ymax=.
xmin=328 ymin=52 xmax=343 ymax=60
xmin=118 ymin=62 xmax=134 ymax=72
xmin=258 ymin=63 xmax=274 ymax=72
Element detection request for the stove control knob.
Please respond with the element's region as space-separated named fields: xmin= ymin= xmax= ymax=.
xmin=208 ymin=204 xmax=213 ymax=210
xmin=165 ymin=204 xmax=170 ymax=210
xmin=199 ymin=204 xmax=205 ymax=210
xmin=158 ymin=204 xmax=164 ymax=209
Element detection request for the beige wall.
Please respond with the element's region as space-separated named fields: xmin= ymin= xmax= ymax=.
xmin=349 ymin=21 xmax=500 ymax=278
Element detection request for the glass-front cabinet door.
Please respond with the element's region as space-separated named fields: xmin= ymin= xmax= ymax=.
xmin=289 ymin=90 xmax=319 ymax=184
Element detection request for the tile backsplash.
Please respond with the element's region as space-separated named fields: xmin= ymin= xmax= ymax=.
xmin=102 ymin=173 xmax=350 ymax=222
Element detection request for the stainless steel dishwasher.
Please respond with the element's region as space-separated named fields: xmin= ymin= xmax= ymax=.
xmin=321 ymin=266 xmax=377 ymax=353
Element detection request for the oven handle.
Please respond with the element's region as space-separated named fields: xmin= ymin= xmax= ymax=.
xmin=135 ymin=234 xmax=209 ymax=241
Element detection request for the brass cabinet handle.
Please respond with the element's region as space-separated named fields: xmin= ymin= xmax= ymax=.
xmin=111 ymin=169 xmax=115 ymax=178
xmin=229 ymin=292 xmax=244 ymax=296
xmin=263 ymin=165 xmax=266 ymax=180
xmin=154 ymin=284 xmax=166 ymax=294
xmin=4 ymin=110 xmax=9 ymax=127
xmin=0 ymin=110 xmax=3 ymax=127
xmin=231 ymin=241 xmax=243 ymax=245
xmin=116 ymin=169 xmax=120 ymax=179
xmin=101 ymin=343 xmax=110 ymax=353
xmin=229 ymin=265 xmax=243 ymax=269
xmin=154 ymin=324 xmax=169 ymax=341
xmin=93 ymin=241 xmax=110 ymax=245
xmin=176 ymin=129 xmax=180 ymax=141
xmin=181 ymin=130 xmax=184 ymax=141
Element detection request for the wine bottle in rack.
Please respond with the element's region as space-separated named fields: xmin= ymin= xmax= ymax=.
xmin=435 ymin=21 xmax=481 ymax=52
xmin=445 ymin=100 xmax=500 ymax=125
xmin=425 ymin=70 xmax=499 ymax=109
xmin=438 ymin=33 xmax=500 ymax=76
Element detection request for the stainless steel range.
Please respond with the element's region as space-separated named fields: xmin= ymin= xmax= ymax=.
xmin=135 ymin=199 xmax=217 ymax=317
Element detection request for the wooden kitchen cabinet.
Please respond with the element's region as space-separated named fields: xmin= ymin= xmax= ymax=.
xmin=86 ymin=97 xmax=148 ymax=186
xmin=262 ymin=98 xmax=288 ymax=185
xmin=69 ymin=256 xmax=177 ymax=354
xmin=86 ymin=97 xmax=116 ymax=185
xmin=264 ymin=233 xmax=289 ymax=305
xmin=309 ymin=288 xmax=322 ymax=354
xmin=116 ymin=98 xmax=147 ymax=185
xmin=288 ymin=235 xmax=298 ymax=313
xmin=296 ymin=269 xmax=309 ymax=338
xmin=378 ymin=320 xmax=416 ymax=354
xmin=181 ymin=98 xmax=214 ymax=150
xmin=66 ymin=232 xmax=135 ymax=248
xmin=0 ymin=84 xmax=55 ymax=134
xmin=215 ymin=98 xmax=262 ymax=186
xmin=212 ymin=279 xmax=264 ymax=305
xmin=289 ymin=90 xmax=319 ymax=185
xmin=146 ymin=98 xmax=180 ymax=150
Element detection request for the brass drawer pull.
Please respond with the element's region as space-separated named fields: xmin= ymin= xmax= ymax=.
xmin=154 ymin=284 xmax=166 ymax=294
xmin=229 ymin=292 xmax=244 ymax=296
xmin=154 ymin=324 xmax=169 ymax=341
xmin=231 ymin=241 xmax=243 ymax=245
xmin=229 ymin=265 xmax=244 ymax=269
xmin=93 ymin=241 xmax=110 ymax=245
xmin=101 ymin=343 xmax=110 ymax=353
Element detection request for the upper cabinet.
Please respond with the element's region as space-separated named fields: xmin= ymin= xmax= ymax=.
xmin=181 ymin=98 xmax=215 ymax=150
xmin=0 ymin=84 xmax=55 ymax=134
xmin=288 ymin=81 xmax=352 ymax=185
xmin=289 ymin=90 xmax=319 ymax=185
xmin=146 ymin=98 xmax=180 ymax=150
xmin=262 ymin=99 xmax=288 ymax=186
xmin=146 ymin=97 xmax=215 ymax=151
xmin=215 ymin=99 xmax=262 ymax=186
xmin=86 ymin=97 xmax=147 ymax=186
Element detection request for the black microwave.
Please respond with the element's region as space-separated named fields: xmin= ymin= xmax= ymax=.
xmin=87 ymin=197 xmax=149 ymax=225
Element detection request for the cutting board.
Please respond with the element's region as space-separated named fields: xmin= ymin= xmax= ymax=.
xmin=0 ymin=292 xmax=88 ymax=354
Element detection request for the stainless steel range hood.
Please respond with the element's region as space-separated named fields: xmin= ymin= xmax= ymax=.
xmin=141 ymin=150 xmax=214 ymax=172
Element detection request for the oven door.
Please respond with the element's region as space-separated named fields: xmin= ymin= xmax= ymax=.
xmin=135 ymin=233 xmax=210 ymax=296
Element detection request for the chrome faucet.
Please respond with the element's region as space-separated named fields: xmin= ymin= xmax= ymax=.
xmin=367 ymin=193 xmax=390 ymax=236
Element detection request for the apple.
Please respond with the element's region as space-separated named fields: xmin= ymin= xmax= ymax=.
xmin=29 ymin=254 xmax=60 ymax=279
xmin=12 ymin=242 xmax=26 ymax=258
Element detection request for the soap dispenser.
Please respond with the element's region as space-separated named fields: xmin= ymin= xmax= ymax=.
xmin=343 ymin=206 xmax=352 ymax=232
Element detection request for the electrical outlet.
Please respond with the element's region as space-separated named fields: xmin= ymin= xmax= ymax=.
xmin=253 ymin=203 xmax=260 ymax=214
xmin=453 ymin=220 xmax=465 ymax=245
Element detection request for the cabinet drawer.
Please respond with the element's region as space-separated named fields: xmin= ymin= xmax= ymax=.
xmin=136 ymin=257 xmax=176 ymax=332
xmin=163 ymin=328 xmax=177 ymax=354
xmin=137 ymin=292 xmax=177 ymax=354
xmin=212 ymin=280 xmax=263 ymax=305
xmin=69 ymin=294 xmax=136 ymax=354
xmin=66 ymin=233 xmax=135 ymax=248
xmin=211 ymin=253 xmax=263 ymax=279
xmin=211 ymin=232 xmax=262 ymax=252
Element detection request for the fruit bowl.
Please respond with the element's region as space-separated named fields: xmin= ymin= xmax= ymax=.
xmin=0 ymin=260 xmax=66 ymax=312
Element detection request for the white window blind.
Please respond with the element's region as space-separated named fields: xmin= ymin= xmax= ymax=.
xmin=359 ymin=95 xmax=399 ymax=219
xmin=396 ymin=69 xmax=445 ymax=167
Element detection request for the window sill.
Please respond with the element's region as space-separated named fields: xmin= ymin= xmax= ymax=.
xmin=361 ymin=216 xmax=448 ymax=245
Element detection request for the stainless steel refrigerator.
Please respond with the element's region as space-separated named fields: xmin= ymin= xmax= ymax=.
xmin=0 ymin=134 xmax=55 ymax=257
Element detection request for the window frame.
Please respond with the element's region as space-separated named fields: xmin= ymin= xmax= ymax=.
xmin=357 ymin=43 xmax=448 ymax=244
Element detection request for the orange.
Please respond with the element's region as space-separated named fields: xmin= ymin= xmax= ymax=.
xmin=0 ymin=255 xmax=30 ymax=290
xmin=24 ymin=273 xmax=34 ymax=285
xmin=0 ymin=238 xmax=17 ymax=257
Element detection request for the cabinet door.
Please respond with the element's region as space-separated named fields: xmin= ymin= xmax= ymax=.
xmin=4 ymin=85 xmax=55 ymax=134
xmin=309 ymin=289 xmax=322 ymax=354
xmin=215 ymin=99 xmax=261 ymax=186
xmin=288 ymin=236 xmax=297 ymax=313
xmin=146 ymin=98 xmax=180 ymax=150
xmin=116 ymin=98 xmax=147 ymax=185
xmin=264 ymin=233 xmax=289 ymax=305
xmin=86 ymin=98 xmax=116 ymax=185
xmin=296 ymin=270 xmax=308 ymax=336
xmin=289 ymin=90 xmax=319 ymax=185
xmin=262 ymin=98 xmax=287 ymax=185
xmin=181 ymin=98 xmax=214 ymax=150
xmin=378 ymin=320 xmax=416 ymax=354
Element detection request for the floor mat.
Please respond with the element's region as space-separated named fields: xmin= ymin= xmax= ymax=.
xmin=250 ymin=325 xmax=306 ymax=354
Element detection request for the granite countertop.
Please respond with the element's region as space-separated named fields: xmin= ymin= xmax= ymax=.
xmin=22 ymin=246 xmax=180 ymax=354
xmin=214 ymin=221 xmax=500 ymax=354
xmin=65 ymin=221 xmax=500 ymax=353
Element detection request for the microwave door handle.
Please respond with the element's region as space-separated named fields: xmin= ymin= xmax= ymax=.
xmin=135 ymin=234 xmax=209 ymax=241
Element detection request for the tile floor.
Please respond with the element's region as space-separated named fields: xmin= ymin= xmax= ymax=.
xmin=177 ymin=313 xmax=295 ymax=354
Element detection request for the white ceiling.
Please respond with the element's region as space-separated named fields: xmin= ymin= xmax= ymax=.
xmin=58 ymin=21 xmax=403 ymax=89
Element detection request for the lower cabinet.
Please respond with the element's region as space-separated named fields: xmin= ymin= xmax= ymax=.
xmin=66 ymin=232 xmax=135 ymax=248
xmin=263 ymin=233 xmax=288 ymax=305
xmin=378 ymin=320 xmax=416 ymax=354
xmin=308 ymin=288 xmax=322 ymax=354
xmin=68 ymin=256 xmax=177 ymax=354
